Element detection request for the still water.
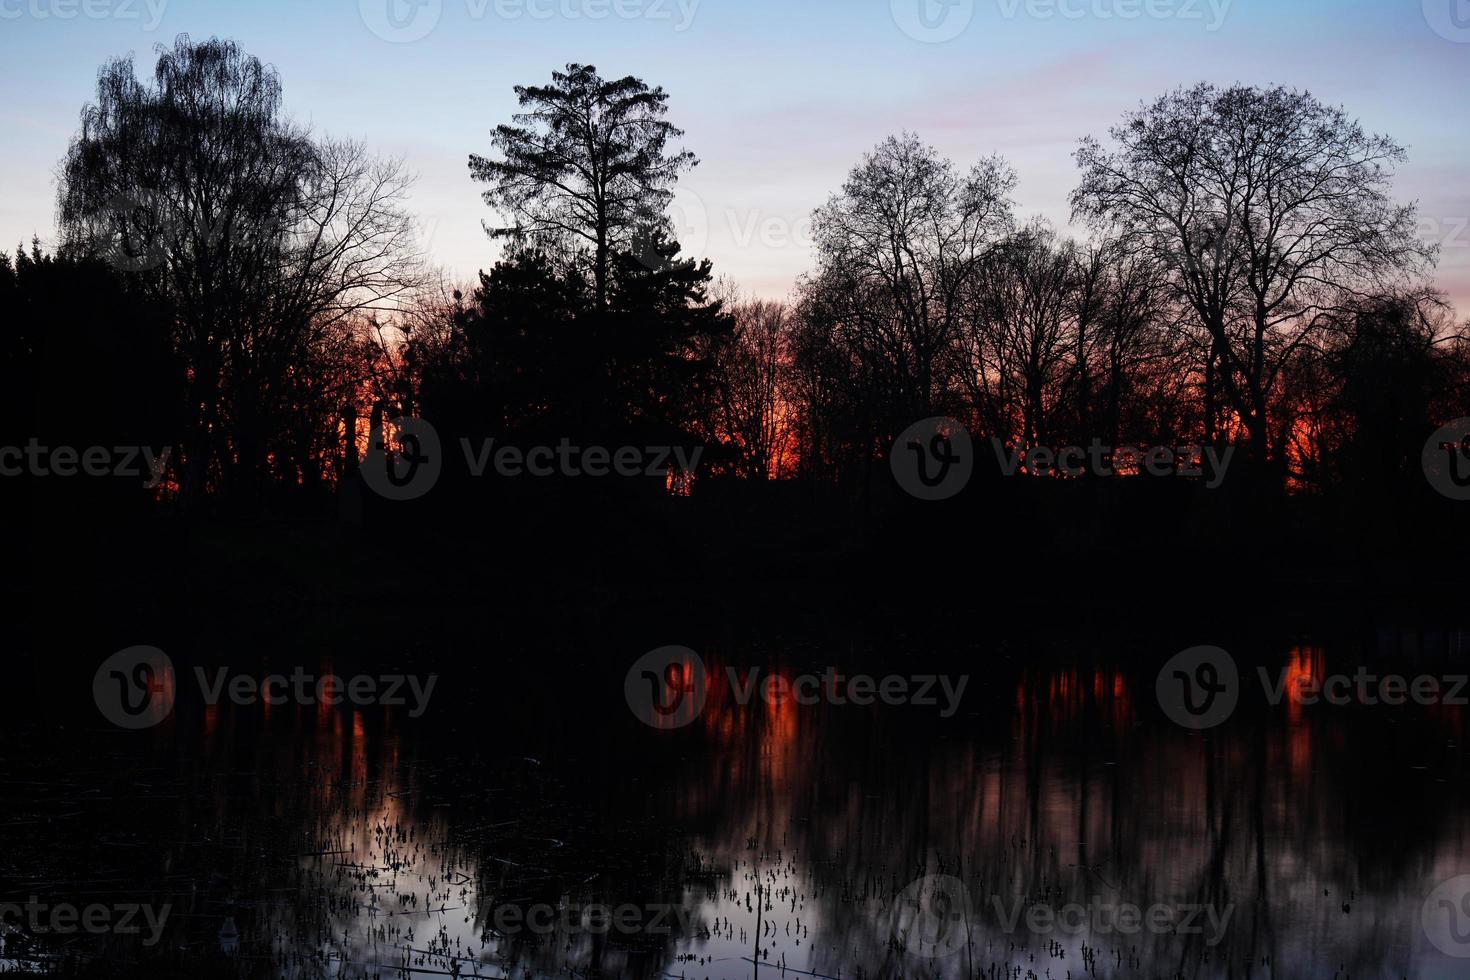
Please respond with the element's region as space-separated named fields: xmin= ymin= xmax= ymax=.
xmin=5 ymin=625 xmax=1470 ymax=978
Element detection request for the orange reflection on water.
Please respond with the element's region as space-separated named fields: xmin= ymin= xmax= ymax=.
xmin=317 ymin=658 xmax=337 ymax=726
xmin=687 ymin=656 xmax=813 ymax=844
xmin=700 ymin=659 xmax=803 ymax=785
xmin=1013 ymin=666 xmax=1135 ymax=733
xmin=1283 ymin=645 xmax=1326 ymax=723
xmin=639 ymin=652 xmax=704 ymax=732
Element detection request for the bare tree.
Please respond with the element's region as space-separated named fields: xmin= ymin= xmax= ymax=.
xmin=1085 ymin=241 xmax=1182 ymax=447
xmin=958 ymin=221 xmax=1080 ymax=448
xmin=1072 ymin=83 xmax=1434 ymax=467
xmin=699 ymin=293 xmax=796 ymax=479
xmin=58 ymin=36 xmax=422 ymax=503
xmin=807 ymin=133 xmax=1015 ymax=431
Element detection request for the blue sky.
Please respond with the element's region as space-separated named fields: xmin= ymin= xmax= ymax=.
xmin=3 ymin=0 xmax=1468 ymax=308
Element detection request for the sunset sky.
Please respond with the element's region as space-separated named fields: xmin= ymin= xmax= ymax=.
xmin=2 ymin=0 xmax=1468 ymax=309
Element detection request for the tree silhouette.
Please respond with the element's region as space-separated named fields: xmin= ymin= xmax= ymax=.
xmin=57 ymin=35 xmax=422 ymax=507
xmin=959 ymin=220 xmax=1080 ymax=449
xmin=1072 ymin=83 xmax=1434 ymax=472
xmin=469 ymin=63 xmax=697 ymax=311
xmin=0 ymin=243 xmax=180 ymax=527
xmin=807 ymin=133 xmax=1015 ymax=434
xmin=431 ymin=228 xmax=728 ymax=456
xmin=13 ymin=44 xmax=1470 ymax=550
xmin=692 ymin=292 xmax=797 ymax=480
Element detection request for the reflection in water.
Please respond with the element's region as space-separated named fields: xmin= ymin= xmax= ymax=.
xmin=4 ymin=635 xmax=1470 ymax=977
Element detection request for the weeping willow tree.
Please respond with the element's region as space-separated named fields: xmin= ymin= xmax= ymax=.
xmin=59 ymin=35 xmax=424 ymax=505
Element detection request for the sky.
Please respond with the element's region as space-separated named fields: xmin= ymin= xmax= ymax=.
xmin=2 ymin=0 xmax=1469 ymax=310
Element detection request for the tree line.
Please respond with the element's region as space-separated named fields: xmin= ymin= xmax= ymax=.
xmin=5 ymin=35 xmax=1468 ymax=519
